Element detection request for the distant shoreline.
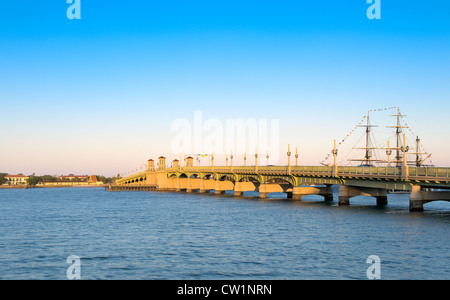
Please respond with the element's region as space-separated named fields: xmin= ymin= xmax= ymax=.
xmin=0 ymin=186 xmax=29 ymax=189
xmin=0 ymin=185 xmax=107 ymax=190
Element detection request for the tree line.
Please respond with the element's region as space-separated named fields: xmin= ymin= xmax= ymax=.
xmin=0 ymin=173 xmax=7 ymax=185
xmin=0 ymin=173 xmax=120 ymax=186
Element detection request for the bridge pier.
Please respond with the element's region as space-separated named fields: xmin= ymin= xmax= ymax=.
xmin=200 ymin=179 xmax=215 ymax=194
xmin=114 ymin=160 xmax=450 ymax=212
xmin=409 ymin=185 xmax=450 ymax=211
xmin=107 ymin=185 xmax=157 ymax=192
xmin=258 ymin=183 xmax=291 ymax=199
xmin=214 ymin=180 xmax=234 ymax=195
xmin=292 ymin=185 xmax=333 ymax=201
xmin=234 ymin=182 xmax=259 ymax=197
xmin=377 ymin=195 xmax=388 ymax=206
xmin=338 ymin=186 xmax=387 ymax=206
xmin=200 ymin=189 xmax=213 ymax=194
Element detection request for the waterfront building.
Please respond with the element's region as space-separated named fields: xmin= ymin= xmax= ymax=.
xmin=57 ymin=175 xmax=89 ymax=181
xmin=4 ymin=174 xmax=29 ymax=185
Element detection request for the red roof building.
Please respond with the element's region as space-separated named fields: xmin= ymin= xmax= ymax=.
xmin=4 ymin=174 xmax=29 ymax=185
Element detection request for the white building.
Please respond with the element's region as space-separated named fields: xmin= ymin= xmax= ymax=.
xmin=4 ymin=174 xmax=29 ymax=185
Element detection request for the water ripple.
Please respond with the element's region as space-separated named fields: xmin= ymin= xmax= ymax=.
xmin=0 ymin=188 xmax=448 ymax=279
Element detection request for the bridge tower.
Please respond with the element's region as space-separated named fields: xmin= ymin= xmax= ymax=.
xmin=158 ymin=156 xmax=166 ymax=170
xmin=186 ymin=156 xmax=194 ymax=167
xmin=173 ymin=159 xmax=179 ymax=169
xmin=147 ymin=159 xmax=154 ymax=171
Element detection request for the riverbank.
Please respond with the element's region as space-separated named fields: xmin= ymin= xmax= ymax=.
xmin=0 ymin=185 xmax=29 ymax=189
xmin=0 ymin=184 xmax=107 ymax=189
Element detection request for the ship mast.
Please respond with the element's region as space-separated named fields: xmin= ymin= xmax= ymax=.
xmin=386 ymin=107 xmax=409 ymax=167
xmin=415 ymin=136 xmax=420 ymax=167
xmin=348 ymin=111 xmax=380 ymax=166
xmin=408 ymin=136 xmax=430 ymax=167
xmin=342 ymin=107 xmax=431 ymax=168
xmin=384 ymin=108 xmax=431 ymax=167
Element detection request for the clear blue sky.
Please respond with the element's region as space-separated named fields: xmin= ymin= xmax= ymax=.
xmin=0 ymin=1 xmax=449 ymax=176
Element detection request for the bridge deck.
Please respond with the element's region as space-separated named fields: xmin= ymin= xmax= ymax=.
xmin=111 ymin=165 xmax=450 ymax=211
xmin=117 ymin=165 xmax=450 ymax=189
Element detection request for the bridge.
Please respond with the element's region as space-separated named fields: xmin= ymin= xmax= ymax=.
xmin=108 ymin=150 xmax=450 ymax=211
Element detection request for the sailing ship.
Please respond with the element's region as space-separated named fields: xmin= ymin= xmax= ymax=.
xmin=350 ymin=108 xmax=432 ymax=167
xmin=321 ymin=107 xmax=432 ymax=168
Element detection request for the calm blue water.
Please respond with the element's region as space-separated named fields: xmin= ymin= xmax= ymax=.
xmin=0 ymin=187 xmax=449 ymax=280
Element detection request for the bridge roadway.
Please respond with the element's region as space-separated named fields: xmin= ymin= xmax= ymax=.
xmin=109 ymin=157 xmax=450 ymax=211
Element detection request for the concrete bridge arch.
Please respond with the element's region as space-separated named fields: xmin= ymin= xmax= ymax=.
xmin=219 ymin=174 xmax=237 ymax=182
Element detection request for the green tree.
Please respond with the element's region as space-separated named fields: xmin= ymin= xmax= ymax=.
xmin=27 ymin=175 xmax=42 ymax=187
xmin=42 ymin=175 xmax=57 ymax=182
xmin=0 ymin=173 xmax=7 ymax=185
xmin=104 ymin=177 xmax=115 ymax=184
xmin=96 ymin=175 xmax=107 ymax=183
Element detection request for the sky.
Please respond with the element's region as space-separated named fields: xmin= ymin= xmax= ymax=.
xmin=0 ymin=1 xmax=449 ymax=176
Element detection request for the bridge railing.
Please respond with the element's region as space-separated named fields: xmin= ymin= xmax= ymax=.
xmin=259 ymin=166 xmax=289 ymax=173
xmin=336 ymin=166 xmax=450 ymax=179
xmin=408 ymin=167 xmax=450 ymax=178
xmin=118 ymin=165 xmax=450 ymax=184
xmin=291 ymin=166 xmax=333 ymax=174
xmin=337 ymin=166 xmax=401 ymax=176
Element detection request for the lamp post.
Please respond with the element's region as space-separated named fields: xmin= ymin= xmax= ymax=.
xmin=332 ymin=139 xmax=338 ymax=177
xmin=255 ymin=148 xmax=258 ymax=173
xmin=401 ymin=133 xmax=409 ymax=180
xmin=230 ymin=151 xmax=234 ymax=172
xmin=401 ymin=133 xmax=410 ymax=167
xmin=386 ymin=140 xmax=392 ymax=167
xmin=287 ymin=144 xmax=291 ymax=174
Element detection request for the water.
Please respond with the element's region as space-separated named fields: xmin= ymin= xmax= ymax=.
xmin=0 ymin=187 xmax=449 ymax=280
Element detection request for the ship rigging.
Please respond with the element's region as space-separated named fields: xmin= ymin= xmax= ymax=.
xmin=321 ymin=107 xmax=432 ymax=167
